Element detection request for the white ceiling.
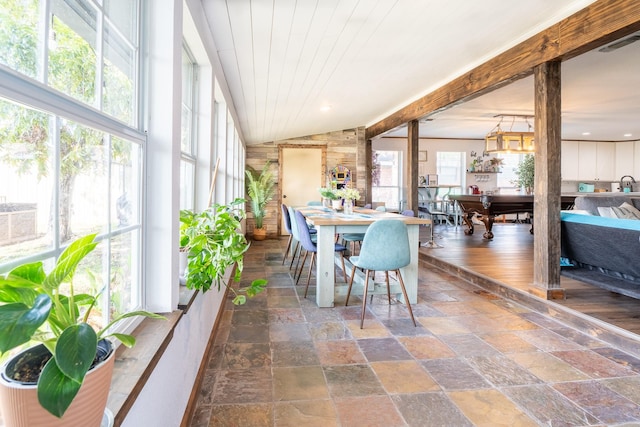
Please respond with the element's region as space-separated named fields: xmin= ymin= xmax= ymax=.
xmin=200 ymin=0 xmax=640 ymax=145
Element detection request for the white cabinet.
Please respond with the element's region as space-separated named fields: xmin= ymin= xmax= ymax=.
xmin=595 ymin=142 xmax=616 ymax=181
xmin=616 ymin=141 xmax=635 ymax=179
xmin=562 ymin=141 xmax=579 ymax=181
xmin=575 ymin=141 xmax=615 ymax=181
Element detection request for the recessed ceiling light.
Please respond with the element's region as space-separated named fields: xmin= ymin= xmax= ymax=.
xmin=582 ymin=132 xmax=591 ymax=136
xmin=320 ymin=105 xmax=332 ymax=112
xmin=624 ymin=133 xmax=633 ymax=137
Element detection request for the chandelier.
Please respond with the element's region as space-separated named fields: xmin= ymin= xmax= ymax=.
xmin=485 ymin=114 xmax=534 ymax=153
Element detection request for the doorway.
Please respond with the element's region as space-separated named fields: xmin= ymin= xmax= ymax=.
xmin=279 ymin=146 xmax=325 ymax=235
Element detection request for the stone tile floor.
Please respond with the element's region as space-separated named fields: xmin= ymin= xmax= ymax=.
xmin=189 ymin=238 xmax=640 ymax=426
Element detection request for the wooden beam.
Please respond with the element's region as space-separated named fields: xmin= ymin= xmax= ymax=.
xmin=365 ymin=139 xmax=372 ymax=205
xmin=407 ymin=120 xmax=419 ymax=215
xmin=366 ymin=0 xmax=640 ymax=140
xmin=532 ymin=61 xmax=563 ymax=299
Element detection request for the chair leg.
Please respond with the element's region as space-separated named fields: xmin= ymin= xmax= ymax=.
xmin=340 ymin=252 xmax=348 ymax=283
xmin=282 ymin=235 xmax=292 ymax=265
xmin=360 ymin=269 xmax=371 ymax=329
xmin=345 ymin=265 xmax=357 ymax=306
xmin=385 ymin=271 xmax=391 ymax=304
xmin=289 ymin=241 xmax=300 ymax=269
xmin=395 ymin=269 xmax=417 ymax=327
xmin=304 ymin=253 xmax=316 ymax=298
xmin=296 ymin=250 xmax=308 ymax=284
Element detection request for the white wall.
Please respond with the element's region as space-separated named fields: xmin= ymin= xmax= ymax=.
xmin=122 ymin=288 xmax=225 ymax=427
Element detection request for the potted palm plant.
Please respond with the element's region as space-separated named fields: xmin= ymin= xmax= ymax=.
xmin=179 ymin=198 xmax=267 ymax=304
xmin=0 ymin=234 xmax=164 ymax=426
xmin=513 ymin=154 xmax=535 ymax=194
xmin=245 ymin=162 xmax=276 ymax=241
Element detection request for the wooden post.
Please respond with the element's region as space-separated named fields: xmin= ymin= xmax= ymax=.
xmin=407 ymin=120 xmax=419 ymax=215
xmin=532 ymin=61 xmax=565 ymax=299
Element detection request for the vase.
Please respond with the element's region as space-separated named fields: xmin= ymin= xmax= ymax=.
xmin=0 ymin=340 xmax=115 ymax=427
xmin=343 ymin=199 xmax=354 ymax=215
xmin=332 ymin=199 xmax=342 ymax=210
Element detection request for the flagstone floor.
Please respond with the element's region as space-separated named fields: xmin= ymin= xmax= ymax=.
xmin=188 ymin=238 xmax=640 ymax=426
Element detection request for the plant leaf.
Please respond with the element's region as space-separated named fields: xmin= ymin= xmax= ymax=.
xmin=55 ymin=323 xmax=97 ymax=382
xmin=109 ymin=333 xmax=136 ymax=347
xmin=0 ymin=294 xmax=51 ymax=353
xmin=43 ymin=234 xmax=98 ymax=292
xmin=37 ymin=357 xmax=82 ymax=418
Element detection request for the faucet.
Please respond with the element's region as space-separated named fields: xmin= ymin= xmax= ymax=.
xmin=619 ymin=175 xmax=636 ymax=190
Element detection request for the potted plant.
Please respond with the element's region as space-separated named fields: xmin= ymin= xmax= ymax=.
xmin=513 ymin=154 xmax=535 ymax=194
xmin=179 ymin=198 xmax=267 ymax=305
xmin=0 ymin=233 xmax=164 ymax=426
xmin=319 ymin=187 xmax=341 ymax=209
xmin=245 ymin=162 xmax=276 ymax=241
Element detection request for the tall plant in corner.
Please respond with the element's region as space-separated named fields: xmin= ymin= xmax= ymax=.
xmin=245 ymin=162 xmax=276 ymax=240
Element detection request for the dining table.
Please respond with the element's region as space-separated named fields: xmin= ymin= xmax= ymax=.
xmin=296 ymin=206 xmax=431 ymax=307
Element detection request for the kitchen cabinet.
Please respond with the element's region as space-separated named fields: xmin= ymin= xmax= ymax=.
xmin=576 ymin=141 xmax=615 ymax=181
xmin=616 ymin=141 xmax=635 ymax=179
xmin=561 ymin=141 xmax=579 ymax=181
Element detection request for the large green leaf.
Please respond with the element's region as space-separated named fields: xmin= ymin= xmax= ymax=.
xmin=37 ymin=357 xmax=82 ymax=418
xmin=0 ymin=294 xmax=51 ymax=353
xmin=43 ymin=234 xmax=98 ymax=292
xmin=55 ymin=324 xmax=97 ymax=382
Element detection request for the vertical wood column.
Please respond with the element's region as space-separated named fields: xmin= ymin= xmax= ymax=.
xmin=532 ymin=61 xmax=565 ymax=299
xmin=365 ymin=139 xmax=372 ymax=206
xmin=407 ymin=120 xmax=419 ymax=215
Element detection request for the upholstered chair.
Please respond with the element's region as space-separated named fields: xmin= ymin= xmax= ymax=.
xmin=345 ymin=219 xmax=416 ymax=328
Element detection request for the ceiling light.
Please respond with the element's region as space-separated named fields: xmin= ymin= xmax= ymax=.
xmin=485 ymin=114 xmax=535 ymax=154
xmin=582 ymin=132 xmax=591 ymax=136
xmin=624 ymin=133 xmax=633 ymax=137
xmin=320 ymin=105 xmax=332 ymax=112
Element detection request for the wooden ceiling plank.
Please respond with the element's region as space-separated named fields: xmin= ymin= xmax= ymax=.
xmin=366 ymin=0 xmax=640 ymax=140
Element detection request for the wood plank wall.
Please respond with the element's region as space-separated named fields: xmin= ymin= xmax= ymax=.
xmin=245 ymin=127 xmax=366 ymax=238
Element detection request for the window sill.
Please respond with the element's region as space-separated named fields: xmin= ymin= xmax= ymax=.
xmin=107 ymin=309 xmax=182 ymax=426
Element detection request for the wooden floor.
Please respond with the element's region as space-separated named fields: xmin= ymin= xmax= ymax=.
xmin=419 ymin=221 xmax=640 ymax=351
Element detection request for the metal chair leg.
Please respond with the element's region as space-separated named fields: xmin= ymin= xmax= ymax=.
xmin=282 ymin=235 xmax=292 ymax=265
xmin=395 ymin=269 xmax=417 ymax=326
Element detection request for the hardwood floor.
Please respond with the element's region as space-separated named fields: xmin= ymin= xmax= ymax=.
xmin=419 ymin=221 xmax=640 ymax=353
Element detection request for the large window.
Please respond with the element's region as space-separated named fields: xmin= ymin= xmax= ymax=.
xmin=0 ymin=0 xmax=139 ymax=126
xmin=0 ymin=97 xmax=143 ymax=329
xmin=180 ymin=44 xmax=197 ymax=210
xmin=436 ymin=152 xmax=465 ymax=187
xmin=0 ymin=0 xmax=143 ymax=331
xmin=497 ymin=152 xmax=525 ymax=192
xmin=372 ymin=150 xmax=403 ymax=209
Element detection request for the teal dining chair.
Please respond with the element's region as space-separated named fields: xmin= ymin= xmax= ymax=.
xmin=294 ymin=210 xmax=348 ymax=298
xmin=345 ymin=219 xmax=417 ymax=328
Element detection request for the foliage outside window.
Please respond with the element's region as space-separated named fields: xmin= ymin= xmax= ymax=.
xmin=0 ymin=0 xmax=138 ymax=126
xmin=0 ymin=0 xmax=143 ymax=336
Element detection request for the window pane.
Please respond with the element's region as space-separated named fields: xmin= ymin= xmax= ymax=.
xmin=0 ymin=0 xmax=40 ymax=79
xmin=49 ymin=9 xmax=98 ymax=106
xmin=0 ymin=99 xmax=53 ymax=263
xmin=103 ymin=0 xmax=137 ymax=42
xmin=109 ymin=230 xmax=141 ymax=319
xmin=104 ymin=23 xmax=135 ymax=125
xmin=180 ymin=160 xmax=195 ymax=210
xmin=497 ymin=153 xmax=523 ymax=189
xmin=112 ymin=137 xmax=141 ymax=229
xmin=60 ymin=119 xmax=106 ymax=243
xmin=376 ymin=151 xmax=400 ymax=186
xmin=436 ymin=152 xmax=464 ymax=185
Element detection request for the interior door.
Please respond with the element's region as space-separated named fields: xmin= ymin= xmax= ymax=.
xmin=281 ymin=147 xmax=323 ymax=235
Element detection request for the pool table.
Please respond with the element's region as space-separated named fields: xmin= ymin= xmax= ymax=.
xmin=449 ymin=194 xmax=576 ymax=239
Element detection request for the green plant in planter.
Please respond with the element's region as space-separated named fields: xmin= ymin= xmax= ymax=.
xmin=245 ymin=162 xmax=276 ymax=231
xmin=318 ymin=187 xmax=339 ymax=200
xmin=0 ymin=234 xmax=164 ymax=417
xmin=512 ymin=153 xmax=535 ymax=192
xmin=180 ymin=198 xmax=267 ymax=305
